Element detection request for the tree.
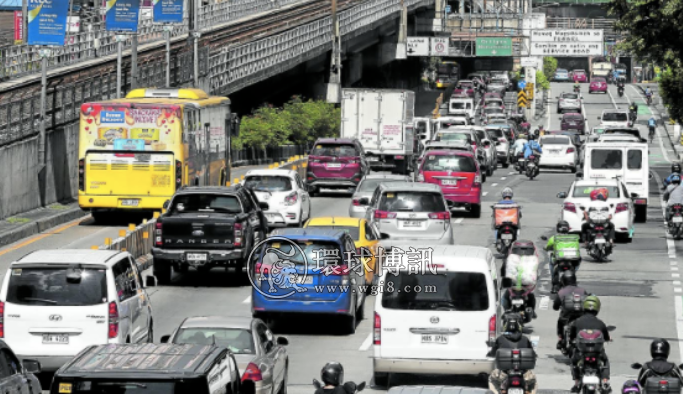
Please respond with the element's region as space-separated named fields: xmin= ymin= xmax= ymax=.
xmin=543 ymin=57 xmax=558 ymax=81
xmin=536 ymin=70 xmax=551 ymax=91
xmin=233 ymin=105 xmax=291 ymax=151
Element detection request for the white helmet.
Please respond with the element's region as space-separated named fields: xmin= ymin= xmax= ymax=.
xmin=502 ymin=187 xmax=514 ymax=199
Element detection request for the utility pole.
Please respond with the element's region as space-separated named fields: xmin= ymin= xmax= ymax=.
xmin=22 ymin=0 xmax=27 ymax=43
xmin=131 ymin=34 xmax=138 ymax=89
xmin=326 ymin=0 xmax=341 ymax=103
xmin=193 ymin=0 xmax=200 ymax=88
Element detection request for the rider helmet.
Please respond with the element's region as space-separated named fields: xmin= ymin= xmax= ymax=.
xmin=650 ymin=338 xmax=671 ymax=360
xmin=672 ymin=163 xmax=681 ymax=174
xmin=671 ymin=175 xmax=681 ymax=185
xmin=503 ymin=313 xmax=523 ymax=334
xmin=321 ymin=362 xmax=344 ymax=386
xmin=589 ymin=188 xmax=609 ymax=202
xmin=622 ymin=380 xmax=642 ymax=394
xmin=560 ymin=271 xmax=577 ymax=287
xmin=501 ymin=187 xmax=514 ymax=200
xmin=583 ymin=295 xmax=601 ymax=314
xmin=557 ymin=220 xmax=570 ymax=233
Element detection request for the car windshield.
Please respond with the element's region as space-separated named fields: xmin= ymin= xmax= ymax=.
xmin=602 ymin=113 xmax=628 ymax=121
xmin=562 ymin=93 xmax=579 ymax=99
xmin=451 ymin=102 xmax=468 ymax=109
xmin=572 ymin=185 xmax=620 ymax=198
xmin=486 ymin=129 xmax=505 ymax=138
xmin=541 ymin=137 xmax=570 ymax=145
xmin=69 ymin=381 xmax=177 ymax=393
xmin=306 ymin=226 xmax=360 ymax=240
xmin=359 ymin=179 xmax=405 ymax=192
xmin=175 ymin=328 xmax=255 ymax=354
xmin=565 ymin=116 xmax=584 ymax=122
xmin=574 ymin=70 xmax=586 ymax=75
xmin=7 ymin=267 xmax=107 ymax=306
xmin=422 ymin=155 xmax=477 ymax=172
xmin=311 ymin=144 xmax=359 ymax=157
xmin=262 ymin=240 xmax=343 ymax=266
xmin=591 ymin=149 xmax=623 ymax=169
xmin=171 ymin=194 xmax=241 ymax=213
xmin=435 ymin=132 xmax=471 ymax=143
xmin=485 ymin=108 xmax=502 ymax=114
xmin=475 ymin=131 xmax=487 ymax=141
xmin=593 ymin=78 xmax=606 ymax=83
xmin=557 ymin=69 xmax=568 ymax=74
xmin=244 ymin=176 xmax=292 ymax=192
xmin=381 ymin=271 xmax=489 ymax=311
xmin=378 ymin=191 xmax=446 ymax=212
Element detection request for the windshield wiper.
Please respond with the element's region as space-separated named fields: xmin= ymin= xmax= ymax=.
xmin=21 ymin=297 xmax=57 ymax=304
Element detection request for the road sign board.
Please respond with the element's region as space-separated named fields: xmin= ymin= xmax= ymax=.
xmin=475 ymin=37 xmax=513 ymax=57
xmin=530 ymin=42 xmax=603 ymax=57
xmin=430 ymin=37 xmax=449 ymax=56
xmin=518 ymin=80 xmax=527 ymax=89
xmin=518 ymin=91 xmax=527 ymax=99
xmin=518 ymin=97 xmax=528 ymax=108
xmin=407 ymin=37 xmax=430 ymax=56
xmin=521 ymin=57 xmax=541 ymax=68
xmin=445 ymin=5 xmax=451 ymax=13
xmin=530 ymin=29 xmax=603 ymax=43
xmin=525 ymin=83 xmax=534 ymax=99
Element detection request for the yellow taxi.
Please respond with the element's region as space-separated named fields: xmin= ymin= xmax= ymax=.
xmin=303 ymin=216 xmax=379 ymax=285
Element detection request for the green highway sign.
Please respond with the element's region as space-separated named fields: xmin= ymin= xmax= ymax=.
xmin=476 ymin=37 xmax=513 ymax=56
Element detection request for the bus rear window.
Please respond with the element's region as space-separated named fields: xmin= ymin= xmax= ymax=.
xmin=591 ymin=149 xmax=623 ymax=169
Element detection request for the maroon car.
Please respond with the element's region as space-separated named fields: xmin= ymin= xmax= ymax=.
xmin=571 ymin=70 xmax=588 ymax=83
xmin=559 ymin=113 xmax=586 ymax=134
xmin=589 ymin=77 xmax=608 ymax=94
xmin=306 ymin=138 xmax=367 ymax=196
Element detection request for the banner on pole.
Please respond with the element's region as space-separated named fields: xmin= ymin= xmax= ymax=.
xmin=106 ymin=0 xmax=142 ymax=32
xmin=14 ymin=11 xmax=23 ymax=44
xmin=153 ymin=0 xmax=183 ymax=23
xmin=27 ymin=0 xmax=69 ymax=46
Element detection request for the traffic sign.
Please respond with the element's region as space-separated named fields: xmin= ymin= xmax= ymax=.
xmin=430 ymin=37 xmax=449 ymax=56
xmin=407 ymin=37 xmax=430 ymax=56
xmin=518 ymin=80 xmax=527 ymax=89
xmin=525 ymin=83 xmax=534 ymax=99
xmin=518 ymin=91 xmax=528 ymax=108
xmin=445 ymin=5 xmax=451 ymax=13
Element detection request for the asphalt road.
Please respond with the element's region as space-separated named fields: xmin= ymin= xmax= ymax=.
xmin=0 ymin=82 xmax=680 ymax=394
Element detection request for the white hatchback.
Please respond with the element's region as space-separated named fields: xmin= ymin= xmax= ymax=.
xmin=0 ymin=250 xmax=154 ymax=371
xmin=243 ymin=169 xmax=311 ymax=227
xmin=538 ymin=135 xmax=578 ymax=172
xmin=373 ymin=245 xmax=499 ymax=385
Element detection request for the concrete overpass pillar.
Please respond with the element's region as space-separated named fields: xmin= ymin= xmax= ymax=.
xmin=378 ymin=36 xmax=399 ymax=67
xmin=345 ymin=53 xmax=364 ymax=86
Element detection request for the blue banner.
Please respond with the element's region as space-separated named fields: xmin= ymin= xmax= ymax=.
xmin=106 ymin=0 xmax=141 ymax=32
xmin=27 ymin=0 xmax=70 ymax=46
xmin=114 ymin=139 xmax=146 ymax=151
xmin=100 ymin=111 xmax=126 ymax=123
xmin=153 ymin=0 xmax=183 ymax=23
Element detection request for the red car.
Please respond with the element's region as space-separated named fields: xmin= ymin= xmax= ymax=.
xmin=453 ymin=80 xmax=475 ymax=98
xmin=416 ymin=150 xmax=483 ymax=217
xmin=589 ymin=77 xmax=608 ymax=94
xmin=571 ymin=70 xmax=588 ymax=83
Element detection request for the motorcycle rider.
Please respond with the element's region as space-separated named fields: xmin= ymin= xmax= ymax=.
xmin=524 ymin=134 xmax=543 ymax=159
xmin=315 ymin=362 xmax=360 ymax=394
xmin=636 ymin=339 xmax=683 ymax=386
xmin=495 ymin=188 xmax=522 ymax=238
xmin=665 ymin=175 xmax=683 ymax=225
xmin=664 ymin=163 xmax=682 ymax=187
xmin=645 ymin=86 xmax=653 ymax=101
xmin=569 ymin=296 xmax=612 ymax=393
xmin=629 ymin=102 xmax=639 ymax=119
xmin=488 ymin=314 xmax=538 ymax=394
xmin=545 ymin=220 xmax=582 ymax=293
xmin=553 ymin=271 xmax=588 ymax=350
xmin=617 ymin=78 xmax=625 ymax=91
xmin=574 ymin=82 xmax=581 ymax=92
xmin=580 ymin=188 xmax=615 ymax=247
xmin=502 ymin=241 xmax=537 ymax=318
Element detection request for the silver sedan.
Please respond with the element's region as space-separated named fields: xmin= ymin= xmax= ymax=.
xmin=162 ymin=316 xmax=289 ymax=394
xmin=349 ymin=174 xmax=412 ymax=218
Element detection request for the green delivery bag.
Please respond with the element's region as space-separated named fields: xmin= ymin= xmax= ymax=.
xmin=554 ymin=234 xmax=581 ymax=260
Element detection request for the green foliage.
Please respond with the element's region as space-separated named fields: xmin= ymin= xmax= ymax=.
xmin=234 ymin=97 xmax=341 ymax=150
xmin=536 ymin=70 xmax=551 ymax=91
xmin=543 ymin=57 xmax=558 ymax=81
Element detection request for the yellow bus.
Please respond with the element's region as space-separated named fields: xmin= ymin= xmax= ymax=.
xmin=78 ymin=88 xmax=239 ymax=222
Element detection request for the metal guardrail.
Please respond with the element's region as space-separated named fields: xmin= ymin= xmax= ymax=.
xmin=546 ymin=18 xmax=616 ymax=30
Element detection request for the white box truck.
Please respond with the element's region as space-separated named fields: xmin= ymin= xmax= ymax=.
xmin=341 ymin=89 xmax=416 ymax=174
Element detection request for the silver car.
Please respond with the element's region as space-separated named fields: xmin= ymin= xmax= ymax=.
xmin=472 ymin=128 xmax=497 ymax=175
xmin=557 ymin=92 xmax=582 ymax=113
xmin=361 ymin=182 xmax=454 ymax=245
xmin=162 ymin=316 xmax=289 ymax=394
xmin=349 ymin=174 xmax=412 ymax=218
xmin=485 ymin=126 xmax=511 ymax=167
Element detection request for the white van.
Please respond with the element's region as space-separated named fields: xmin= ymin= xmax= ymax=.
xmin=598 ymin=110 xmax=633 ymax=128
xmin=582 ymin=142 xmax=649 ymax=222
xmin=432 ymin=117 xmax=470 ymax=136
xmin=448 ymin=96 xmax=475 ymax=121
xmin=0 ymin=250 xmax=154 ymax=371
xmin=373 ymin=244 xmax=499 ymax=385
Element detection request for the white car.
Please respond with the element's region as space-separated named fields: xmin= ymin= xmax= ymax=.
xmin=538 ymin=135 xmax=578 ymax=172
xmin=373 ymin=244 xmax=498 ymax=385
xmin=0 ymin=250 xmax=155 ymax=372
xmin=243 ymin=169 xmax=311 ymax=227
xmin=556 ymin=179 xmax=635 ymax=241
xmin=598 ymin=110 xmax=632 ymax=128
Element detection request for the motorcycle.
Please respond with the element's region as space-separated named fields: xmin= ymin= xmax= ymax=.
xmin=574 ymin=86 xmax=581 ymax=94
xmin=617 ymin=87 xmax=624 ymax=97
xmin=669 ymin=204 xmax=683 ymax=240
xmin=313 ymin=379 xmax=366 ymax=393
xmin=493 ymin=204 xmax=520 ymax=255
xmin=526 ymin=155 xmax=540 ymax=180
xmin=575 ymin=329 xmax=612 ymax=394
xmin=560 ymin=293 xmax=588 ymax=356
xmin=506 ymin=286 xmax=535 ymax=323
xmin=515 ymin=153 xmax=526 ymax=174
xmin=582 ymin=210 xmax=613 ymax=262
xmin=630 ymin=363 xmax=683 ymax=394
xmin=552 ymin=258 xmax=580 ymax=292
xmin=495 ymin=348 xmax=536 ymax=394
xmin=647 ymin=93 xmax=653 ymax=105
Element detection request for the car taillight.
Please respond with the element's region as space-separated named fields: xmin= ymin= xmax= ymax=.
xmin=234 ymin=223 xmax=243 ymax=247
xmin=395 ymin=155 xmax=404 ymax=159
xmin=374 ymin=211 xmax=397 ymax=219
xmin=284 ymin=192 xmax=298 ymax=206
xmin=329 ymin=265 xmax=349 ymax=284
xmin=352 ymin=198 xmax=361 ymax=206
xmin=0 ymin=301 xmax=5 ymax=338
xmin=564 ymin=202 xmax=576 ymax=213
xmin=175 ymin=160 xmax=182 ymax=189
xmin=374 ymin=312 xmax=381 ymax=344
xmin=155 ymin=222 xmax=162 ymax=246
xmin=567 ymin=147 xmax=575 ymax=153
xmin=615 ymin=202 xmax=629 ymax=214
xmin=474 ymin=174 xmax=482 ymax=187
xmin=108 ymin=301 xmax=119 ymax=339
xmin=242 ymin=362 xmax=263 ymax=382
xmin=499 ymin=138 xmax=506 ymax=142
xmin=488 ymin=314 xmax=496 ymax=342
xmin=429 ymin=212 xmax=450 ymax=220
xmin=78 ymin=159 xmax=85 ymax=191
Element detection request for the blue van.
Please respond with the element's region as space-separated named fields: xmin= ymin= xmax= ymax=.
xmin=251 ymin=228 xmax=367 ymax=334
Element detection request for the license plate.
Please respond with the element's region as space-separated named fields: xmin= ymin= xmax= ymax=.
xmin=43 ymin=334 xmax=68 ymax=344
xmin=502 ymin=234 xmax=513 ymax=240
xmin=121 ymin=199 xmax=140 ymax=207
xmin=327 ymin=163 xmax=342 ymax=168
xmin=421 ymin=334 xmax=448 ymax=344
xmin=442 ymin=180 xmax=458 ymax=185
xmin=512 ymin=299 xmax=524 ymax=306
xmin=367 ymin=157 xmax=379 ymax=161
xmin=402 ymin=221 xmax=423 ymax=228
xmin=550 ymin=150 xmax=560 ymax=154
xmin=595 ymin=238 xmax=606 ymax=244
xmin=187 ymin=253 xmax=208 ymax=261
xmin=561 ymin=249 xmax=578 ymax=257
xmin=583 ymin=376 xmax=600 ymax=385
xmin=674 ymin=217 xmax=683 ymax=223
xmin=509 ymin=389 xmax=524 ymax=394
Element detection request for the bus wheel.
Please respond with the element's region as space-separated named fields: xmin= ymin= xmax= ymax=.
xmin=91 ymin=211 xmax=107 ymax=223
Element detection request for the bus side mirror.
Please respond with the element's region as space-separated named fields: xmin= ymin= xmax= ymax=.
xmin=163 ymin=200 xmax=170 ymax=209
xmin=230 ymin=114 xmax=240 ymax=137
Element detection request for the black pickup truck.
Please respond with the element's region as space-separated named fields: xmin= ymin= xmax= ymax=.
xmin=152 ymin=185 xmax=269 ymax=284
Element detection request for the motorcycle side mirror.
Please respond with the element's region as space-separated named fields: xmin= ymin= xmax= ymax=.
xmin=580 ymin=206 xmax=586 ymax=211
xmin=313 ymin=379 xmax=322 ymax=390
xmin=631 ymin=362 xmax=643 ymax=370
xmin=557 ymin=192 xmax=567 ymax=198
xmin=357 ymin=382 xmax=366 ymax=392
xmin=607 ymin=325 xmax=616 ymax=331
xmin=576 ymin=172 xmax=584 ymax=178
xmin=679 ymin=363 xmax=683 ymax=370
xmin=541 ymin=235 xmax=548 ymax=240
xmin=597 ymin=116 xmax=601 ymax=120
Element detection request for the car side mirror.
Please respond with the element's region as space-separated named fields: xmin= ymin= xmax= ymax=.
xmin=541 ymin=235 xmax=548 ymax=240
xmin=357 ymin=382 xmax=366 ymax=392
xmin=160 ymin=335 xmax=171 ymax=343
xmin=380 ymin=233 xmax=390 ymax=240
xmin=631 ymin=193 xmax=639 ymax=198
xmin=145 ymin=276 xmax=157 ymax=288
xmin=576 ymin=172 xmax=584 ymax=178
xmin=259 ymin=202 xmax=270 ymax=210
xmin=313 ymin=379 xmax=323 ymax=390
xmin=277 ymin=336 xmax=289 ymax=345
xmin=557 ymin=192 xmax=567 ymax=198
xmin=163 ymin=200 xmax=170 ymax=209
xmin=22 ymin=359 xmax=41 ymax=374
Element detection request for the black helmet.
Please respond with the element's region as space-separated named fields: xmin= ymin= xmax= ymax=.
xmin=321 ymin=362 xmax=344 ymax=386
xmin=503 ymin=313 xmax=523 ymax=334
xmin=651 ymin=338 xmax=671 ymax=360
xmin=560 ymin=271 xmax=577 ymax=287
xmin=557 ymin=220 xmax=570 ymax=234
xmin=673 ymin=163 xmax=682 ymax=173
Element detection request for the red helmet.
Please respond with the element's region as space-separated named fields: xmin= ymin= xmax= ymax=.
xmin=590 ymin=188 xmax=609 ymax=201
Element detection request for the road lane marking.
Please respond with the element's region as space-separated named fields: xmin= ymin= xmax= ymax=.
xmin=509 ymin=172 xmax=515 ymax=175
xmin=675 ymin=297 xmax=683 ymax=362
xmin=359 ymin=333 xmax=373 ymax=351
xmin=677 ymin=288 xmax=683 ymax=293
xmin=530 ymin=335 xmax=540 ymax=350
xmin=483 ymin=192 xmax=489 ymax=196
xmin=675 ymin=281 xmax=681 ymax=286
xmin=243 ymin=296 xmax=251 ymax=304
xmin=454 ymin=218 xmax=464 ymax=224
xmin=672 ymin=267 xmax=679 ymax=271
xmin=501 ymin=177 xmax=507 ymax=181
xmin=491 ymin=183 xmax=498 ymax=187
xmin=539 ymin=296 xmax=549 ymax=310
xmin=607 ymin=87 xmax=619 ymax=109
xmin=674 ymin=274 xmax=680 ymax=278
xmin=0 ymin=215 xmax=89 ymax=257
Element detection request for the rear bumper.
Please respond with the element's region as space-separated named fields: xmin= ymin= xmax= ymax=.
xmin=264 ymin=210 xmax=300 ymax=227
xmin=17 ymin=354 xmax=74 ymax=372
xmin=373 ymin=357 xmax=494 ymax=375
xmin=307 ymin=173 xmax=361 ymax=189
xmin=79 ymin=195 xmax=168 ymax=211
xmin=252 ymin=294 xmax=353 ymax=315
xmin=152 ymin=247 xmax=246 ymax=264
xmin=379 ymin=228 xmax=453 ymax=245
xmin=539 ymin=156 xmax=576 ymax=167
xmin=444 ymin=190 xmax=481 ymax=205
